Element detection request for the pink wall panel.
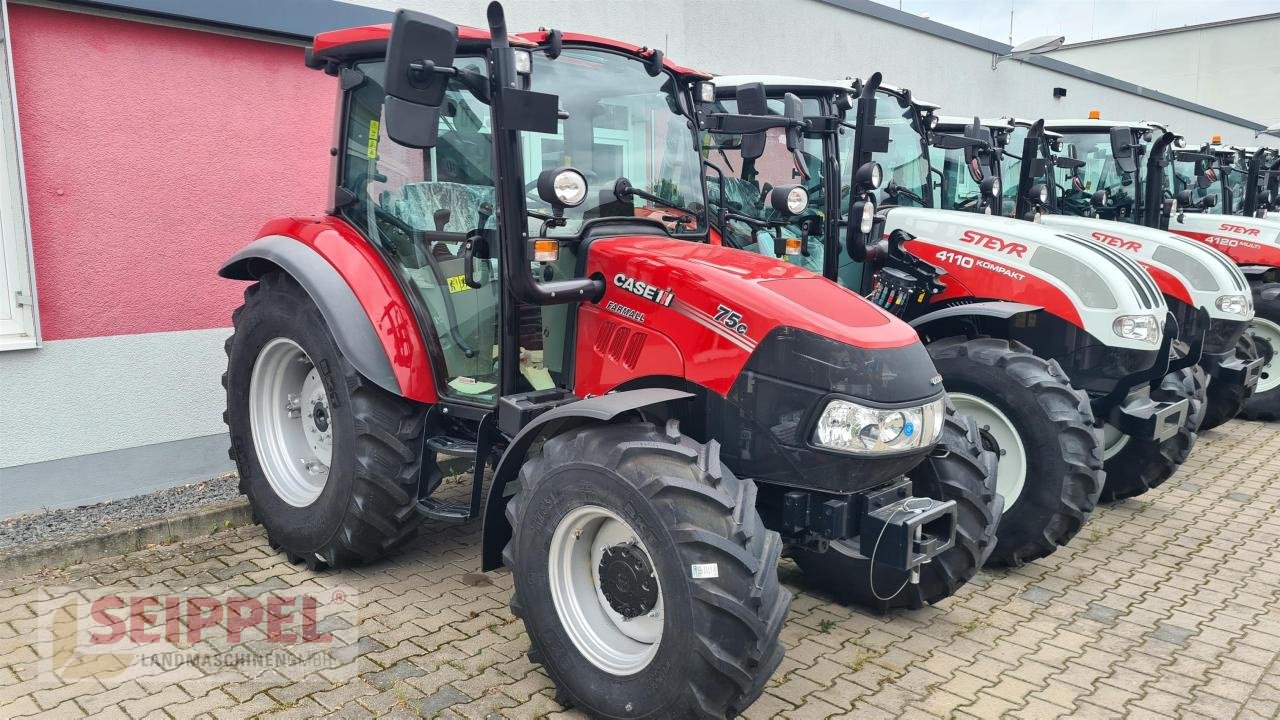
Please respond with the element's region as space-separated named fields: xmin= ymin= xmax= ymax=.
xmin=9 ymin=5 xmax=337 ymax=340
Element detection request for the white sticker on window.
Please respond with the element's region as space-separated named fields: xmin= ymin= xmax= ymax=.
xmin=691 ymin=563 xmax=719 ymax=579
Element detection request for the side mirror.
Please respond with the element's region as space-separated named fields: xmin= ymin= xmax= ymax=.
xmin=736 ymin=82 xmax=768 ymax=162
xmin=1110 ymin=126 xmax=1137 ymax=175
xmin=783 ymin=92 xmax=805 ymax=153
xmin=382 ymin=9 xmax=460 ymax=149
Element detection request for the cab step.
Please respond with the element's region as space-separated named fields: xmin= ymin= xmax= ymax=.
xmin=425 ymin=435 xmax=478 ymax=459
xmin=417 ymin=497 xmax=474 ymax=523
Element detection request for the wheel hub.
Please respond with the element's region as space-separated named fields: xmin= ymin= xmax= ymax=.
xmin=949 ymin=392 xmax=1028 ymax=507
xmin=249 ymin=338 xmax=333 ymax=507
xmin=598 ymin=543 xmax=658 ymax=619
xmin=1252 ymin=318 xmax=1280 ymax=393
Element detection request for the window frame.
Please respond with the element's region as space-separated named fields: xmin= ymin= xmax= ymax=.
xmin=0 ymin=0 xmax=39 ymax=351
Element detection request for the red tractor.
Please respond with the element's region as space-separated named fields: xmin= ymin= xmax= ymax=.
xmin=1044 ymin=118 xmax=1280 ymax=421
xmin=704 ymin=74 xmax=1202 ymax=579
xmin=930 ymin=116 xmax=1255 ymax=431
xmin=218 ymin=5 xmax=995 ymax=716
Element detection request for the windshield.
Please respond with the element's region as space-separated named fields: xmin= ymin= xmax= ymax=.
xmin=704 ymin=96 xmax=824 ymax=271
xmin=1054 ymin=131 xmax=1141 ymax=218
xmin=522 ymin=48 xmax=705 ymax=236
xmin=842 ymin=91 xmax=930 ymax=209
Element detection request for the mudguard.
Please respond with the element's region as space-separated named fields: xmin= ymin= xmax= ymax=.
xmin=221 ymin=234 xmax=402 ymax=396
xmin=479 ymin=387 xmax=694 ymax=571
xmin=219 ymin=217 xmax=438 ymax=404
xmin=909 ymin=301 xmax=1043 ymax=339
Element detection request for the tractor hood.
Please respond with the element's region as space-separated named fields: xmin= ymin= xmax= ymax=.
xmin=1040 ymin=214 xmax=1253 ymax=322
xmin=579 ymin=234 xmax=930 ymax=398
xmin=1167 ymin=213 xmax=1280 ymax=268
xmin=884 ymin=207 xmax=1168 ymax=350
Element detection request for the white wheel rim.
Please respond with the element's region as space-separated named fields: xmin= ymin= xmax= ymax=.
xmin=548 ymin=505 xmax=663 ymax=675
xmin=1101 ymin=424 xmax=1130 ymax=460
xmin=1250 ymin=317 xmax=1280 ymax=394
xmin=249 ymin=338 xmax=332 ymax=507
xmin=950 ymin=393 xmax=1028 ymax=507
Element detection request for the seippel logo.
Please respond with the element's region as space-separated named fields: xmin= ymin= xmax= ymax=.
xmin=960 ymin=230 xmax=1028 ymax=258
xmin=1219 ymin=223 xmax=1261 ymax=236
xmin=1091 ymin=231 xmax=1142 ymax=252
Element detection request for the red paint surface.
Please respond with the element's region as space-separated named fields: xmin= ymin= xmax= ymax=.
xmin=256 ymin=217 xmax=437 ymax=404
xmin=576 ymin=236 xmax=915 ymax=397
xmin=312 ymin=23 xmax=535 ymax=57
xmin=9 ymin=6 xmax=336 ymax=340
xmin=1137 ymin=261 xmax=1194 ymax=306
xmin=905 ymin=238 xmax=1085 ymax=329
xmin=1171 ymin=230 xmax=1280 ymax=268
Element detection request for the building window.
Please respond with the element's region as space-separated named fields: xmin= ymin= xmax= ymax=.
xmin=0 ymin=1 xmax=38 ymax=350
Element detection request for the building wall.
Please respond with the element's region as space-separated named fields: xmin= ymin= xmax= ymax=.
xmin=1051 ymin=17 xmax=1280 ymax=133
xmin=0 ymin=4 xmax=335 ymax=514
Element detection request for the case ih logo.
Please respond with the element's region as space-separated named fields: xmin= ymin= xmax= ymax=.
xmin=614 ymin=273 xmax=675 ymax=306
xmin=1091 ymin=232 xmax=1142 ymax=252
xmin=960 ymin=230 xmax=1028 ymax=258
xmin=1219 ymin=223 xmax=1260 ymax=236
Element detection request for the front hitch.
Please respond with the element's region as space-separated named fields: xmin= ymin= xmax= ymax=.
xmin=779 ymin=477 xmax=957 ymax=574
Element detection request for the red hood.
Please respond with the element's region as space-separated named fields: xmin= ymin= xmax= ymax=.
xmin=586 ymin=236 xmax=918 ymax=350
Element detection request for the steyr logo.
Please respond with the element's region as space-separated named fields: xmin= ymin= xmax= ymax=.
xmin=613 ymin=273 xmax=675 ymax=307
xmin=1091 ymin=232 xmax=1142 ymax=252
xmin=1219 ymin=223 xmax=1260 ymax=236
xmin=960 ymin=230 xmax=1028 ymax=258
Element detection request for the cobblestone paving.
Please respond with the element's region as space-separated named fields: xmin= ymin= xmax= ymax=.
xmin=2 ymin=419 xmax=1279 ymax=719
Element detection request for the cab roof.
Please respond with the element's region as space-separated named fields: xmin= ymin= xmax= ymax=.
xmin=1044 ymin=118 xmax=1157 ymax=132
xmin=308 ymin=24 xmax=708 ymax=78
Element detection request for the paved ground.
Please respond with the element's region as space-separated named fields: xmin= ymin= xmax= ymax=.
xmin=2 ymin=419 xmax=1280 ymax=719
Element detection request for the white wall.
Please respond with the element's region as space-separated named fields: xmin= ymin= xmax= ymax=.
xmin=343 ymin=0 xmax=1275 ymax=147
xmin=1052 ymin=17 xmax=1280 ymax=134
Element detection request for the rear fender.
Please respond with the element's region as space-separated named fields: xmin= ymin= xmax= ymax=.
xmin=909 ymin=301 xmax=1044 ymax=343
xmin=219 ymin=217 xmax=437 ymax=403
xmin=479 ymin=388 xmax=694 ymax=571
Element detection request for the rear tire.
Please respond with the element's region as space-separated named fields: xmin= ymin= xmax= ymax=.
xmin=790 ymin=401 xmax=1001 ymax=612
xmin=927 ymin=337 xmax=1104 ymax=568
xmin=1098 ymin=364 xmax=1204 ymax=502
xmin=1241 ymin=283 xmax=1280 ymax=421
xmin=224 ymin=272 xmax=429 ymax=569
xmin=504 ymin=421 xmax=788 ymax=719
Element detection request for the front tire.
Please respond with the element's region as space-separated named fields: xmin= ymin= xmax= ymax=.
xmin=790 ymin=401 xmax=1001 ymax=612
xmin=224 ymin=272 xmax=429 ymax=569
xmin=1097 ymin=364 xmax=1204 ymax=502
xmin=1241 ymin=283 xmax=1280 ymax=421
xmin=504 ymin=421 xmax=788 ymax=719
xmin=927 ymin=337 xmax=1104 ymax=568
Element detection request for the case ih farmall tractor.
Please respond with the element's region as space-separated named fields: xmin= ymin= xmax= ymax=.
xmin=218 ymin=5 xmax=997 ymax=716
xmin=705 ymin=73 xmax=1202 ymax=578
xmin=1043 ymin=118 xmax=1280 ymax=421
xmin=931 ymin=116 xmax=1254 ymax=431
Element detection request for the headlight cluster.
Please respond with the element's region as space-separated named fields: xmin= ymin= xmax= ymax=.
xmin=1112 ymin=314 xmax=1161 ymax=345
xmin=812 ymin=397 xmax=945 ymax=455
xmin=1215 ymin=294 xmax=1252 ymax=317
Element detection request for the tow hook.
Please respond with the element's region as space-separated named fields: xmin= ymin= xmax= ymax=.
xmin=858 ymin=480 xmax=957 ymax=576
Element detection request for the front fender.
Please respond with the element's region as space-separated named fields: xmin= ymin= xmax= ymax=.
xmin=219 ymin=217 xmax=437 ymax=403
xmin=910 ymin=301 xmax=1044 ymax=341
xmin=479 ymin=388 xmax=694 ymax=571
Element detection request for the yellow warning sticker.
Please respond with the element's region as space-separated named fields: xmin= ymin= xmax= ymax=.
xmin=446 ymin=275 xmax=470 ymax=293
xmin=367 ymin=120 xmax=380 ymax=159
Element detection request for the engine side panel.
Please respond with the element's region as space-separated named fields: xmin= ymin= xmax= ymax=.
xmin=1169 ymin=215 xmax=1280 ymax=269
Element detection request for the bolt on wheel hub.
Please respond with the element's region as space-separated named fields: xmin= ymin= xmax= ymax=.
xmin=598 ymin=543 xmax=658 ymax=619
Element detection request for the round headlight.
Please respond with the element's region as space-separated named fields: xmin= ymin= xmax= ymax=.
xmin=552 ymin=169 xmax=588 ymax=207
xmin=859 ymin=200 xmax=875 ymax=234
xmin=786 ymin=186 xmax=809 ymax=215
xmin=927 ymin=113 xmax=939 ymax=130
xmin=870 ymin=163 xmax=883 ymax=189
xmin=879 ymin=412 xmax=905 ymax=443
xmin=990 ymin=178 xmax=1001 ymax=198
xmin=856 ymin=161 xmax=882 ymax=190
xmin=1038 ymin=185 xmax=1049 ymax=203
